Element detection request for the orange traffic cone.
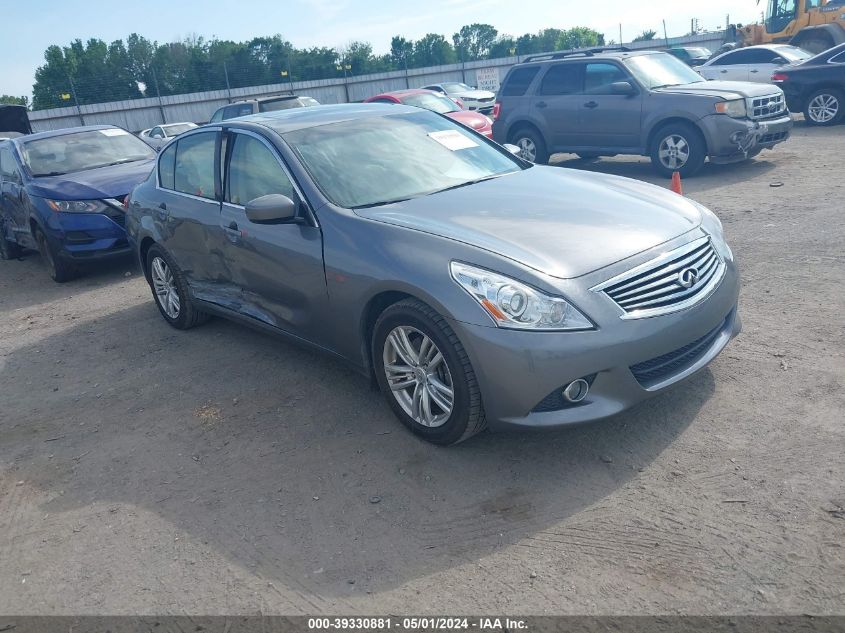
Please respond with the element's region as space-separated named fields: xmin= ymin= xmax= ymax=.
xmin=671 ymin=171 xmax=683 ymax=196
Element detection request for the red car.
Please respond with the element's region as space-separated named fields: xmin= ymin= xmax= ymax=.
xmin=364 ymin=89 xmax=493 ymax=138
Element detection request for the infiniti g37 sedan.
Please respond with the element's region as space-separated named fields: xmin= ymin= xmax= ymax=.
xmin=126 ymin=104 xmax=740 ymax=445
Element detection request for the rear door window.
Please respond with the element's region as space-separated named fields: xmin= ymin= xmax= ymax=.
xmin=225 ymin=133 xmax=294 ymax=206
xmin=173 ymin=132 xmax=217 ymax=199
xmin=501 ymin=67 xmax=541 ymax=96
xmin=539 ymin=64 xmax=582 ymax=95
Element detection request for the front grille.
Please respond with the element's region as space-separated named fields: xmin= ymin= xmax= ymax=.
xmin=759 ymin=131 xmax=788 ymax=144
xmin=592 ymin=236 xmax=725 ymax=319
xmin=476 ymin=96 xmax=495 ymax=103
xmin=630 ymin=319 xmax=725 ymax=387
xmin=749 ymin=93 xmax=786 ymax=120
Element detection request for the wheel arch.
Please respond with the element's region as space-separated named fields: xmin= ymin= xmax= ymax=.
xmin=646 ymin=117 xmax=709 ymax=155
xmin=506 ymin=119 xmax=544 ymax=143
xmin=139 ymin=236 xmax=157 ymax=282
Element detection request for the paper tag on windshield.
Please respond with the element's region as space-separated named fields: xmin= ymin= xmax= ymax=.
xmin=99 ymin=128 xmax=129 ymax=136
xmin=428 ymin=130 xmax=478 ymax=151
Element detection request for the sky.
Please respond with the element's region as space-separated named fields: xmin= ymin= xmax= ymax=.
xmin=0 ymin=0 xmax=761 ymax=99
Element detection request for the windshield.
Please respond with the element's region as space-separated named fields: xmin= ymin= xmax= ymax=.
xmin=401 ymin=93 xmax=460 ymax=114
xmin=685 ymin=47 xmax=712 ymax=58
xmin=21 ymin=129 xmax=155 ymax=177
xmin=280 ymin=111 xmax=521 ymax=208
xmin=163 ymin=123 xmax=196 ymax=136
xmin=441 ymin=82 xmax=472 ymax=92
xmin=624 ymin=53 xmax=706 ymax=89
xmin=775 ymin=45 xmax=812 ymax=62
xmin=766 ymin=0 xmax=798 ymax=33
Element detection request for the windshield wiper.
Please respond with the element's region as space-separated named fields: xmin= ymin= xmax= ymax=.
xmin=352 ymin=196 xmax=415 ymax=209
xmin=430 ymin=174 xmax=504 ymax=196
xmin=32 ymin=170 xmax=67 ymax=177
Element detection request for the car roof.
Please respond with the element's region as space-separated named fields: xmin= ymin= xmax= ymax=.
xmin=519 ymin=49 xmax=660 ymax=65
xmin=236 ymin=103 xmax=422 ymax=134
xmin=13 ymin=124 xmax=124 ymax=143
xmin=233 ymin=94 xmax=304 ymax=105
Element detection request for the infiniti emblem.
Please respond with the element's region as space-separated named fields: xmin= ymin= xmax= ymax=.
xmin=677 ymin=267 xmax=699 ymax=289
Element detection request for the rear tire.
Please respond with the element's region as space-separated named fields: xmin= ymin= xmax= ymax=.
xmin=649 ymin=122 xmax=707 ymax=178
xmin=145 ymin=244 xmax=210 ymax=330
xmin=509 ymin=127 xmax=549 ymax=164
xmin=803 ymin=88 xmax=843 ymax=126
xmin=34 ymin=227 xmax=75 ymax=283
xmin=372 ymin=299 xmax=487 ymax=445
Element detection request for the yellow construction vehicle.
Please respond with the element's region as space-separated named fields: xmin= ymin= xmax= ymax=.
xmin=732 ymin=0 xmax=845 ymax=53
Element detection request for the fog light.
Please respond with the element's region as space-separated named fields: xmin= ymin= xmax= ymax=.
xmin=562 ymin=379 xmax=589 ymax=403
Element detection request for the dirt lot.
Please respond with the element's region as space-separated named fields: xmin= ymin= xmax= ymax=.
xmin=1 ymin=123 xmax=843 ymax=616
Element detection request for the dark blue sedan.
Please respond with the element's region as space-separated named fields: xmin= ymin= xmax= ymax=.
xmin=0 ymin=125 xmax=156 ymax=281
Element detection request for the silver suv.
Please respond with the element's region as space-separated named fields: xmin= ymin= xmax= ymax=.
xmin=492 ymin=48 xmax=793 ymax=177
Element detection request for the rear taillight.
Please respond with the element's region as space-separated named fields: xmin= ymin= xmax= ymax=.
xmin=493 ymin=102 xmax=501 ymax=120
xmin=772 ymin=72 xmax=789 ymax=82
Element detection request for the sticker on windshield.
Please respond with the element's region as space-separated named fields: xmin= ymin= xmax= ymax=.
xmin=428 ymin=129 xmax=478 ymax=151
xmin=99 ymin=128 xmax=129 ymax=136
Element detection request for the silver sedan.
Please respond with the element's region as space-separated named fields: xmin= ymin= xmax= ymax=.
xmin=126 ymin=104 xmax=739 ymax=445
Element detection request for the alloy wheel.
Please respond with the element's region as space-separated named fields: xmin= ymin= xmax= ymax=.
xmin=382 ymin=325 xmax=454 ymax=428
xmin=808 ymin=94 xmax=839 ymax=124
xmin=658 ymin=134 xmax=690 ymax=170
xmin=516 ymin=137 xmax=537 ymax=162
xmin=151 ymin=256 xmax=181 ymax=319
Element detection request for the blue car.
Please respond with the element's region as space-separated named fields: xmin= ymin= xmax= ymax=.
xmin=0 ymin=125 xmax=156 ymax=281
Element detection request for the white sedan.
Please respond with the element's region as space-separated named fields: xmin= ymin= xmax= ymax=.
xmin=138 ymin=122 xmax=198 ymax=149
xmin=695 ymin=44 xmax=812 ymax=83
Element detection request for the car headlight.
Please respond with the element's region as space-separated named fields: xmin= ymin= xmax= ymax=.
xmin=714 ymin=99 xmax=747 ymax=118
xmin=450 ymin=262 xmax=593 ymax=331
xmin=46 ymin=199 xmax=109 ymax=213
xmin=694 ymin=201 xmax=734 ymax=262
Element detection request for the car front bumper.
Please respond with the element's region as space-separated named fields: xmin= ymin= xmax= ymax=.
xmin=44 ymin=210 xmax=131 ymax=261
xmin=701 ymin=114 xmax=793 ymax=164
xmin=448 ymin=257 xmax=740 ymax=430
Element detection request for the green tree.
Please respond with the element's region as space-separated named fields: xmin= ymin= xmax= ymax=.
xmin=0 ymin=95 xmax=29 ymax=107
xmin=390 ymin=36 xmax=414 ymax=68
xmin=633 ymin=29 xmax=658 ymax=42
xmin=452 ymin=23 xmax=498 ymax=61
xmin=413 ymin=34 xmax=456 ymax=67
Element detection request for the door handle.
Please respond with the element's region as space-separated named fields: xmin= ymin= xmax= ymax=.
xmin=720 ymin=70 xmax=728 ymax=73
xmin=224 ymin=221 xmax=241 ymax=239
xmin=535 ymin=101 xmax=548 ymax=109
xmin=584 ymin=101 xmax=598 ymax=109
xmin=750 ymin=69 xmax=759 ymax=73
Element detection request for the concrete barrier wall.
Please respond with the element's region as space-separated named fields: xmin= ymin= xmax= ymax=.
xmin=28 ymin=32 xmax=726 ymax=133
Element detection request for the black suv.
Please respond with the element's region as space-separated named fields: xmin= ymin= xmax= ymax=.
xmin=492 ymin=48 xmax=792 ymax=177
xmin=209 ymin=94 xmax=320 ymax=122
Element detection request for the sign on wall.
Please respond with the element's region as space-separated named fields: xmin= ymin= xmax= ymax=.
xmin=475 ymin=67 xmax=500 ymax=93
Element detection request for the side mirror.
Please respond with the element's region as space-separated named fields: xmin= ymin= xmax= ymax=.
xmin=503 ymin=143 xmax=521 ymax=156
xmin=611 ymin=81 xmax=636 ymax=96
xmin=245 ymin=194 xmax=298 ymax=223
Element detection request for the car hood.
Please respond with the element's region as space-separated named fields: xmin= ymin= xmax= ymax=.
xmin=453 ymin=89 xmax=495 ymax=100
xmin=445 ymin=110 xmax=491 ymax=130
xmin=355 ymin=166 xmax=702 ymax=279
xmin=657 ymin=80 xmax=779 ymax=99
xmin=27 ymin=159 xmax=155 ymax=200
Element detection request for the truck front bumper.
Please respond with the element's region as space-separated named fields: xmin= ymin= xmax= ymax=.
xmin=701 ymin=114 xmax=793 ymax=164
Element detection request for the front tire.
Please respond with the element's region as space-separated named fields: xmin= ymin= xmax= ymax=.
xmin=509 ymin=127 xmax=549 ymax=164
xmin=34 ymin=227 xmax=75 ymax=283
xmin=145 ymin=244 xmax=209 ymax=330
xmin=650 ymin=122 xmax=707 ymax=178
xmin=372 ymin=299 xmax=486 ymax=445
xmin=803 ymin=88 xmax=843 ymax=126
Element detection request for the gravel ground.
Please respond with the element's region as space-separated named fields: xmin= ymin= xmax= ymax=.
xmin=0 ymin=122 xmax=843 ymax=616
